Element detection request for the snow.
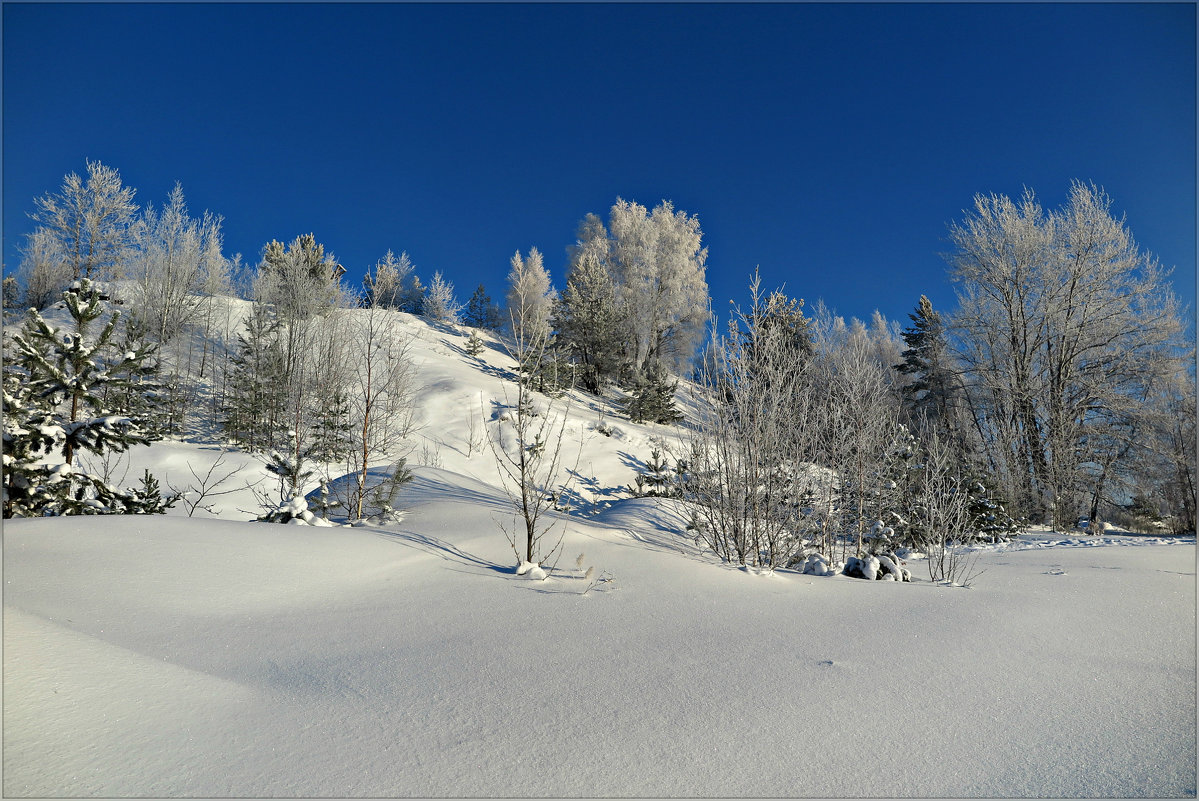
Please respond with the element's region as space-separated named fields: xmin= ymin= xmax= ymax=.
xmin=3 ymin=302 xmax=1196 ymax=797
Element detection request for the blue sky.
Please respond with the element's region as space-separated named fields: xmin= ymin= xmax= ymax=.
xmin=3 ymin=2 xmax=1195 ymax=330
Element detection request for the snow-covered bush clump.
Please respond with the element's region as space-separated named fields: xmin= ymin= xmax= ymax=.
xmin=258 ymin=495 xmax=335 ymax=526
xmin=516 ymin=561 xmax=547 ymax=580
xmin=843 ymin=553 xmax=911 ymax=581
xmin=800 ymin=553 xmax=838 ymax=576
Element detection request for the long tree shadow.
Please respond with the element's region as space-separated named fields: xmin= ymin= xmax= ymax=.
xmin=370 ymin=528 xmax=513 ymax=577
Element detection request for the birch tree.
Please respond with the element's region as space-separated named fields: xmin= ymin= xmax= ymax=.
xmin=128 ymin=182 xmax=229 ymax=344
xmin=335 ymin=290 xmax=417 ymax=520
xmin=606 ymin=198 xmax=710 ymax=377
xmin=30 ymin=160 xmax=138 ymax=283
xmin=948 ymin=182 xmax=1189 ymax=527
xmin=486 ymin=311 xmax=576 ymax=569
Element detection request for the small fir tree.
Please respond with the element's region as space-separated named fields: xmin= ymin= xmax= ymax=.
xmin=3 ymin=281 xmax=164 ymax=516
xmin=622 ymin=366 xmax=683 ymax=425
xmin=126 ymin=469 xmax=180 ymax=514
xmin=465 ymin=329 xmax=485 ymax=358
xmin=463 ymin=284 xmax=502 ymax=330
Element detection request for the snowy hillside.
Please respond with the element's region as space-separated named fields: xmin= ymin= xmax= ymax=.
xmin=3 ymin=302 xmax=1196 ymax=797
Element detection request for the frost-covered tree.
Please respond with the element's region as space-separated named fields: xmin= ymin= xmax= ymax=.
xmin=334 ymin=301 xmax=417 ymax=521
xmin=363 ymin=250 xmax=415 ymax=310
xmin=688 ymin=273 xmax=819 ymax=569
xmin=16 ymin=227 xmax=73 ymax=310
xmin=2 ymin=275 xmax=21 ymax=311
xmin=254 ymin=234 xmax=345 ymax=323
xmin=506 ymin=247 xmax=560 ymax=389
xmin=29 ymin=160 xmax=138 ymax=283
xmin=422 ymin=270 xmax=462 ymax=325
xmin=827 ymin=318 xmax=901 ymax=556
xmin=948 ymin=182 xmax=1190 ymax=527
xmin=606 ymin=198 xmax=710 ymax=377
xmin=506 ymin=248 xmax=554 ymax=343
xmin=127 ymin=182 xmax=229 ymax=344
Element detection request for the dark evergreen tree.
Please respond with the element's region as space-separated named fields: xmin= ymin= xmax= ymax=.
xmin=222 ymin=302 xmax=287 ymax=451
xmin=523 ymin=334 xmax=574 ymax=397
xmin=310 ymin=386 xmax=353 ymax=462
xmin=463 ymin=284 xmax=502 ymax=330
xmin=622 ymin=365 xmax=684 ymax=425
xmin=896 ymin=295 xmax=958 ymax=440
xmin=126 ymin=469 xmax=180 ymax=514
xmin=554 ymin=252 xmax=628 ymax=394
xmin=965 ymin=473 xmax=1021 ymax=541
xmin=101 ymin=314 xmax=163 ymax=438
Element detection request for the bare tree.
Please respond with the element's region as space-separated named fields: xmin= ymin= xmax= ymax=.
xmin=486 ymin=312 xmax=578 ymax=568
xmin=337 ymin=303 xmax=416 ymax=520
xmin=687 ymin=271 xmax=816 ymax=569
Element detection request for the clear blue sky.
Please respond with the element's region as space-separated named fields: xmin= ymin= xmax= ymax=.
xmin=3 ymin=2 xmax=1195 ymax=329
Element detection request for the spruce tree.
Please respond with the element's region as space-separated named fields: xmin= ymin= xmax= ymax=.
xmin=622 ymin=365 xmax=684 ymax=425
xmin=554 ymin=251 xmax=628 ymax=394
xmin=222 ymin=302 xmax=287 ymax=451
xmin=463 ymin=284 xmax=502 ymax=330
xmin=101 ymin=313 xmax=164 ymax=438
xmin=310 ymin=387 xmax=353 ymax=462
xmin=465 ymin=329 xmax=485 ymax=358
xmin=896 ymin=295 xmax=957 ymax=440
xmin=3 ymin=280 xmax=164 ymax=516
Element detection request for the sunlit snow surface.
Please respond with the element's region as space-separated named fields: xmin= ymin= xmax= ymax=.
xmin=4 ymin=307 xmax=1195 ymax=797
xmin=4 ymin=499 xmax=1194 ymax=798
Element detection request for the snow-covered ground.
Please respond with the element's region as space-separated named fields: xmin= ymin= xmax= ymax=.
xmin=4 ymin=308 xmax=1196 ymax=796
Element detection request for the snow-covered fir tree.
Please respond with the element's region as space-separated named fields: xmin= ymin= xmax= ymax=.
xmin=2 ymin=280 xmax=167 ymax=517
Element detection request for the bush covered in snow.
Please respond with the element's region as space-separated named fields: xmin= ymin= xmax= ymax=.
xmin=844 ymin=552 xmax=911 ymax=581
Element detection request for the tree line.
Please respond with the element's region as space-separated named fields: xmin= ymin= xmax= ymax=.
xmin=4 ymin=163 xmax=1194 ymax=557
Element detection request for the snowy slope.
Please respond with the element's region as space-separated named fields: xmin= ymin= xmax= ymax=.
xmin=4 ymin=303 xmax=1196 ymax=796
xmin=4 ymin=504 xmax=1194 ymax=797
